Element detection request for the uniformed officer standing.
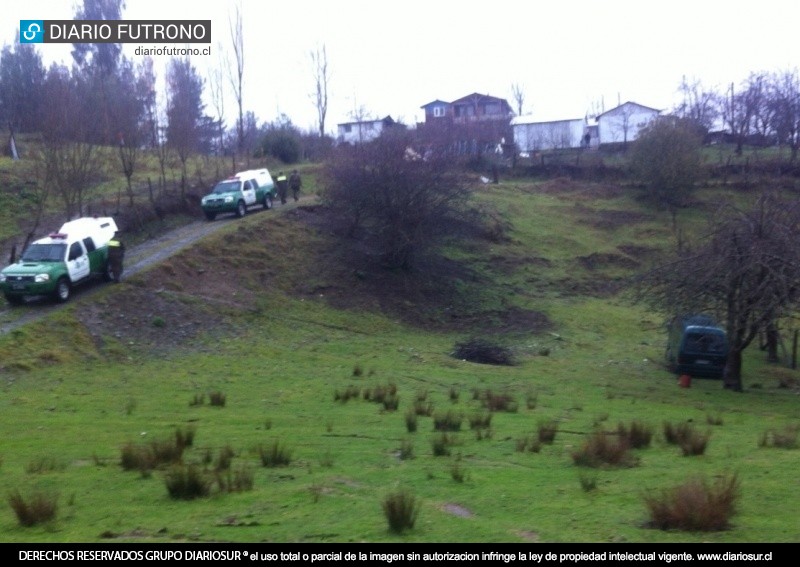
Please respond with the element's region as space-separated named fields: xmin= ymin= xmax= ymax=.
xmin=107 ymin=232 xmax=125 ymax=283
xmin=276 ymin=171 xmax=289 ymax=204
xmin=289 ymin=170 xmax=302 ymax=202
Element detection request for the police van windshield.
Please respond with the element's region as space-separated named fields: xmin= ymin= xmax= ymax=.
xmin=21 ymin=243 xmax=67 ymax=262
xmin=684 ymin=330 xmax=727 ymax=354
xmin=212 ymin=181 xmax=240 ymax=194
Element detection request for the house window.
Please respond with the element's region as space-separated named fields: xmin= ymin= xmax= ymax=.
xmin=433 ymin=106 xmax=445 ymax=118
xmin=344 ymin=125 xmax=352 ymax=133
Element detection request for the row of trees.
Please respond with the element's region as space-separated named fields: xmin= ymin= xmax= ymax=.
xmin=675 ymin=71 xmax=800 ymax=158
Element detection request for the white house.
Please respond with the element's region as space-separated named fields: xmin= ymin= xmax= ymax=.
xmin=596 ymin=102 xmax=661 ymax=145
xmin=336 ymin=115 xmax=398 ymax=145
xmin=511 ymin=115 xmax=590 ymax=152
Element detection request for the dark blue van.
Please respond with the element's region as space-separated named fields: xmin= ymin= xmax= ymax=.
xmin=665 ymin=315 xmax=729 ymax=378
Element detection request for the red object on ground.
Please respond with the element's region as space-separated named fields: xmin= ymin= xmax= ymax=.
xmin=678 ymin=374 xmax=692 ymax=388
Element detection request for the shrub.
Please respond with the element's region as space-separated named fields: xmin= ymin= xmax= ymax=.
xmin=431 ymin=433 xmax=456 ymax=457
xmin=25 ymin=456 xmax=66 ymax=474
xmin=215 ymin=445 xmax=235 ymax=471
xmin=758 ymin=424 xmax=798 ymax=449
xmin=453 ymin=338 xmax=515 ymax=366
xmin=258 ymin=441 xmax=292 ymax=467
xmin=7 ymin=490 xmax=58 ymax=526
xmin=209 ymin=391 xmax=226 ymax=407
xmin=382 ymin=489 xmax=419 ymax=533
xmin=189 ymin=393 xmax=205 ymax=407
xmin=468 ymin=413 xmax=492 ymax=430
xmin=413 ymin=400 xmax=434 ymax=417
xmin=398 ymin=439 xmax=414 ymax=461
xmin=663 ymin=421 xmax=693 ymax=445
xmin=643 ymin=474 xmax=740 ymax=532
xmin=450 ymin=459 xmax=467 ymax=483
xmin=404 ymin=410 xmax=418 ymax=433
xmin=617 ymin=420 xmax=653 ymax=449
xmin=481 ymin=390 xmax=518 ymax=412
xmin=680 ymin=429 xmax=711 ymax=456
xmin=537 ymin=420 xmax=559 ymax=445
xmin=579 ymin=473 xmax=598 ymax=492
xmin=572 ymin=430 xmax=638 ymax=468
xmin=215 ymin=465 xmax=254 ymax=493
xmin=164 ymin=464 xmax=212 ymax=500
xmin=433 ymin=411 xmax=463 ymax=432
xmin=382 ymin=394 xmax=400 ymax=411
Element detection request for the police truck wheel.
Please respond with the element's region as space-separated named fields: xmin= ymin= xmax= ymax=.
xmin=54 ymin=277 xmax=71 ymax=303
xmin=264 ymin=194 xmax=273 ymax=210
xmin=103 ymin=262 xmax=114 ymax=282
xmin=4 ymin=293 xmax=24 ymax=306
xmin=236 ymin=201 xmax=246 ymax=218
xmin=204 ymin=211 xmax=216 ymax=221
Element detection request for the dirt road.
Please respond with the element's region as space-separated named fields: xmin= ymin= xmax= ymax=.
xmin=0 ymin=200 xmax=304 ymax=335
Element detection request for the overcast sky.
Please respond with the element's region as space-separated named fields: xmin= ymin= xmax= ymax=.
xmin=4 ymin=0 xmax=799 ymax=135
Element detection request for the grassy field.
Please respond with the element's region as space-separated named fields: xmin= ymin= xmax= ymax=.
xmin=0 ymin=165 xmax=799 ymax=543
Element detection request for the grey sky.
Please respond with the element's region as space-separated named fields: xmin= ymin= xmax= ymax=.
xmin=5 ymin=0 xmax=799 ymax=135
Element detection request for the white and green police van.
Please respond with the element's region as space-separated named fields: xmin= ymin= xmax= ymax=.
xmin=200 ymin=168 xmax=277 ymax=221
xmin=0 ymin=217 xmax=118 ymax=305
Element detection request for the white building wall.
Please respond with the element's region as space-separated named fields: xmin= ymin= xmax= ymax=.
xmin=512 ymin=118 xmax=586 ymax=152
xmin=337 ymin=121 xmax=384 ymax=145
xmin=597 ymin=103 xmax=659 ymax=145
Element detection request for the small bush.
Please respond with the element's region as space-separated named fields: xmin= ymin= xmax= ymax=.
xmin=579 ymin=473 xmax=598 ymax=492
xmin=537 ymin=420 xmax=559 ymax=445
xmin=175 ymin=426 xmax=196 ymax=449
xmin=334 ymin=385 xmax=360 ymax=402
xmin=382 ymin=394 xmax=400 ymax=411
xmin=352 ymin=364 xmax=363 ymax=377
xmin=7 ymin=490 xmax=58 ymax=526
xmin=151 ymin=316 xmax=166 ymax=328
xmin=680 ymin=429 xmax=711 ymax=456
xmin=189 ymin=393 xmax=205 ymax=407
xmin=572 ymin=430 xmax=638 ymax=468
xmin=481 ymin=390 xmax=518 ymax=412
xmin=215 ymin=445 xmax=235 ymax=471
xmin=450 ymin=459 xmax=467 ymax=483
xmin=413 ymin=400 xmax=434 ymax=416
xmin=516 ymin=436 xmax=542 ymax=453
xmin=758 ymin=424 xmax=798 ymax=449
xmin=209 ymin=391 xmax=226 ymax=407
xmin=398 ymin=439 xmax=414 ymax=461
xmin=215 ymin=465 xmax=254 ymax=493
xmin=431 ymin=433 xmax=456 ymax=457
xmin=382 ymin=489 xmax=419 ymax=533
xmin=644 ymin=474 xmax=740 ymax=532
xmin=404 ymin=410 xmax=418 ymax=433
xmin=663 ymin=421 xmax=693 ymax=445
xmin=25 ymin=456 xmax=66 ymax=474
xmin=433 ymin=411 xmax=463 ymax=432
xmin=617 ymin=420 xmax=653 ymax=449
xmin=468 ymin=413 xmax=492 ymax=430
xmin=526 ymin=391 xmax=538 ymax=410
xmin=449 ymin=386 xmax=460 ymax=403
xmin=258 ymin=441 xmax=292 ymax=467
xmin=452 ymin=338 xmax=515 ymax=366
xmin=164 ymin=464 xmax=212 ymax=500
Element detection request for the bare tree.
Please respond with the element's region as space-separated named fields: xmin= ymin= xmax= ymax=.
xmin=768 ymin=69 xmax=800 ymax=162
xmin=635 ymin=193 xmax=800 ymax=391
xmin=675 ymin=75 xmax=720 ymax=135
xmin=228 ymin=1 xmax=245 ymax=158
xmin=511 ymin=83 xmax=525 ymax=116
xmin=310 ymin=44 xmax=330 ymax=138
xmin=724 ymin=74 xmax=766 ymax=155
xmin=207 ymin=44 xmax=227 ymax=158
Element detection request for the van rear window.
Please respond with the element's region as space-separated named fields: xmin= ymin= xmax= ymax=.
xmin=684 ymin=331 xmax=727 ymax=354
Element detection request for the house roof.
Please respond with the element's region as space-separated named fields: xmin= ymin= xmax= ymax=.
xmin=596 ymin=101 xmax=661 ymax=118
xmin=511 ymin=114 xmax=584 ymax=126
xmin=337 ymin=115 xmax=395 ymax=128
xmin=450 ymin=92 xmax=511 ymax=107
xmin=420 ymin=99 xmax=450 ymax=109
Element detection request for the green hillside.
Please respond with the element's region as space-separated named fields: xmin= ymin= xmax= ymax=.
xmin=0 ymin=158 xmax=798 ymax=543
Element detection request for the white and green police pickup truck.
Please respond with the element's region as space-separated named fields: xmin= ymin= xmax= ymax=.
xmin=0 ymin=217 xmax=118 ymax=305
xmin=200 ymin=168 xmax=277 ymax=221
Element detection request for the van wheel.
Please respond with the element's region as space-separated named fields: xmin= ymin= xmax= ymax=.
xmin=103 ymin=262 xmax=114 ymax=282
xmin=204 ymin=211 xmax=216 ymax=221
xmin=264 ymin=194 xmax=273 ymax=210
xmin=54 ymin=277 xmax=71 ymax=303
xmin=236 ymin=201 xmax=246 ymax=218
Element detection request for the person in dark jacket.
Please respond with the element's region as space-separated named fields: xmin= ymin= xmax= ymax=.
xmin=289 ymin=170 xmax=302 ymax=202
xmin=107 ymin=232 xmax=125 ymax=283
xmin=276 ymin=171 xmax=288 ymax=204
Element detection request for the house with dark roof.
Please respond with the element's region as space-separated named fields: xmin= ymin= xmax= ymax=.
xmin=336 ymin=115 xmax=400 ymax=145
xmin=420 ymin=93 xmax=513 ymax=124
